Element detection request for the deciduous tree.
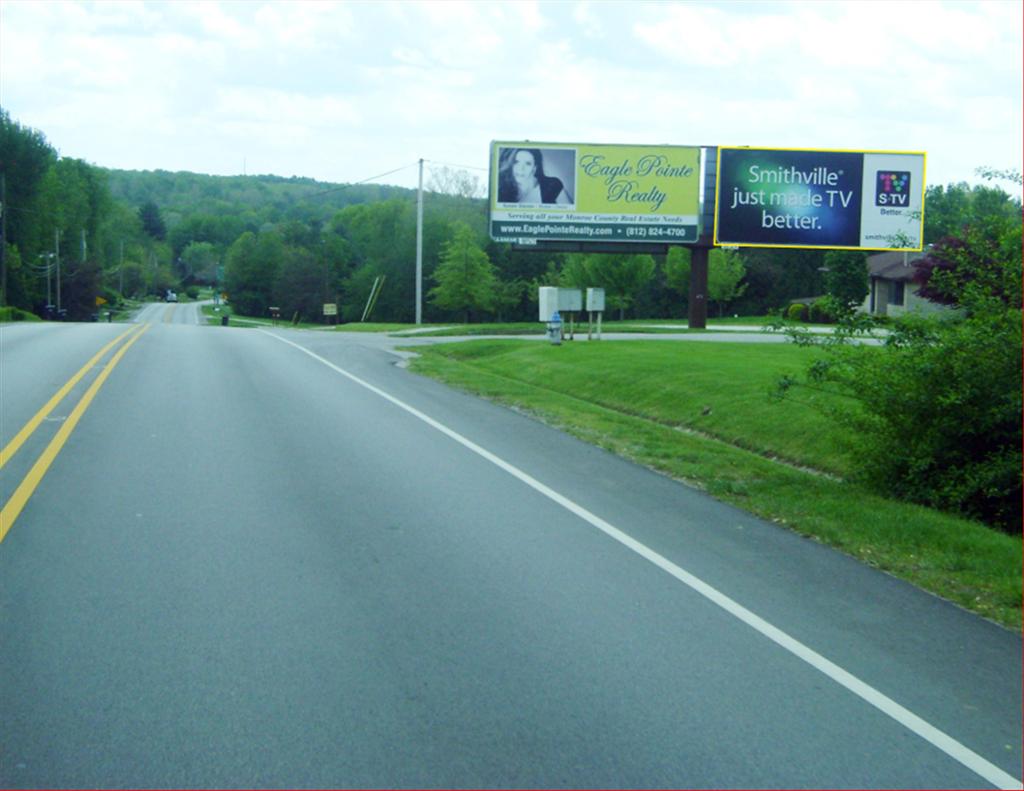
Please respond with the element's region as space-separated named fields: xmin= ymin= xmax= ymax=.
xmin=429 ymin=222 xmax=497 ymax=322
xmin=663 ymin=247 xmax=691 ymax=300
xmin=914 ymin=215 xmax=1022 ymax=314
xmin=707 ymin=249 xmax=747 ymax=316
xmin=822 ymin=250 xmax=868 ymax=309
xmin=581 ymin=253 xmax=656 ymax=319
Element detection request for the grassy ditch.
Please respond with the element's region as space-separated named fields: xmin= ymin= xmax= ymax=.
xmin=0 ymin=306 xmax=42 ymax=322
xmin=407 ymin=339 xmax=1022 ymax=629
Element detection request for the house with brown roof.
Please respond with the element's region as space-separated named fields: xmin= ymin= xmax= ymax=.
xmin=861 ymin=247 xmax=951 ymax=317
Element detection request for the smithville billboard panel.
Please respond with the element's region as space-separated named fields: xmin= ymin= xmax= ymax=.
xmin=489 ymin=141 xmax=701 ymax=245
xmin=713 ymin=147 xmax=926 ymax=251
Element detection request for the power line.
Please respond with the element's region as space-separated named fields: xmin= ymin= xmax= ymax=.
xmin=426 ymin=160 xmax=488 ymax=172
xmin=305 ymin=162 xmax=422 ymax=199
xmin=303 ymin=159 xmax=489 ymax=201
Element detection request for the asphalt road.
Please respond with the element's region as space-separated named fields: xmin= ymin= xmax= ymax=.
xmin=0 ymin=312 xmax=1020 ymax=789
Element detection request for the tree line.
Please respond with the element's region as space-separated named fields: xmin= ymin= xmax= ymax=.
xmin=3 ymin=107 xmax=1021 ymax=325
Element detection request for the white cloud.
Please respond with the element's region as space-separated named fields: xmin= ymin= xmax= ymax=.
xmin=572 ymin=2 xmax=605 ymax=39
xmin=0 ymin=0 xmax=1018 ymax=194
xmin=633 ymin=3 xmax=796 ymax=68
xmin=187 ymin=1 xmax=251 ymax=44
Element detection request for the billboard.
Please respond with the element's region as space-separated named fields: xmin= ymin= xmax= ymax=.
xmin=714 ymin=147 xmax=926 ymax=251
xmin=489 ymin=142 xmax=701 ymax=244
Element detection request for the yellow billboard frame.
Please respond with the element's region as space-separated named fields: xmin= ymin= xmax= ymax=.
xmin=489 ymin=140 xmax=701 ymax=245
xmin=713 ymin=145 xmax=927 ymax=252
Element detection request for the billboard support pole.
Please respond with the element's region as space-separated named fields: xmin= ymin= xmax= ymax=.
xmin=688 ymin=245 xmax=709 ymax=330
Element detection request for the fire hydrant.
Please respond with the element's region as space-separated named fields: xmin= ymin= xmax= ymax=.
xmin=547 ymin=311 xmax=563 ymax=345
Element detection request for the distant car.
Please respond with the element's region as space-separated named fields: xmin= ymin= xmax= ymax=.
xmin=166 ymin=291 xmax=178 ymax=302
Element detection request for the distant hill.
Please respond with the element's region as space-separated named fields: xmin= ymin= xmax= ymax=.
xmin=102 ymin=168 xmax=421 ymax=227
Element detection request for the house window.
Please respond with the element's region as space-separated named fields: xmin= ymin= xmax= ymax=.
xmin=889 ymin=281 xmax=905 ymax=306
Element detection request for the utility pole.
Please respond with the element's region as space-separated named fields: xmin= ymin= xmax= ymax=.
xmin=55 ymin=228 xmax=61 ymax=315
xmin=119 ymin=240 xmax=124 ymax=295
xmin=1 ymin=172 xmax=6 ymax=307
xmin=416 ymin=158 xmax=424 ymax=325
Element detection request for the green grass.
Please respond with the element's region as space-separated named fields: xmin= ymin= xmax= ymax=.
xmin=407 ymin=340 xmax=1022 ymax=629
xmin=199 ymin=306 xmax=420 ymax=332
xmin=0 ymin=306 xmax=42 ymax=322
xmin=616 ymin=317 xmax=772 ymax=327
xmin=388 ymin=317 xmax=838 ymax=337
xmin=421 ymin=340 xmax=849 ymax=475
xmin=393 ymin=322 xmax=546 ymax=337
xmin=200 ymin=305 xmax=266 ymax=326
xmin=199 ymin=304 xmax=324 ymax=328
xmin=388 ymin=320 xmax=776 ymax=337
xmin=104 ymin=298 xmax=145 ymax=322
xmin=197 ymin=314 xmax=829 ymax=337
xmin=336 ymin=322 xmax=422 ymax=333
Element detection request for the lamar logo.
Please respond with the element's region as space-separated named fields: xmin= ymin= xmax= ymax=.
xmin=876 ymin=171 xmax=911 ymax=206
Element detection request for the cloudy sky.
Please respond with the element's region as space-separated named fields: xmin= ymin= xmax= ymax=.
xmin=1 ymin=0 xmax=1021 ymax=196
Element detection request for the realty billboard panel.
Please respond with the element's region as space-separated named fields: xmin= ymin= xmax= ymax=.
xmin=714 ymin=147 xmax=926 ymax=251
xmin=489 ymin=141 xmax=701 ymax=244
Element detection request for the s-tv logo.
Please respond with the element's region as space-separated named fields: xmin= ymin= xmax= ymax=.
xmin=876 ymin=171 xmax=911 ymax=206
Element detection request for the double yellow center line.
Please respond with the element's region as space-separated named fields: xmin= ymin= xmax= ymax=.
xmin=0 ymin=324 xmax=150 ymax=543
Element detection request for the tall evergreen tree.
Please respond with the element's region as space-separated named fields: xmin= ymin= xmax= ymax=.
xmin=429 ymin=222 xmax=497 ymax=322
xmin=138 ymin=200 xmax=166 ymax=241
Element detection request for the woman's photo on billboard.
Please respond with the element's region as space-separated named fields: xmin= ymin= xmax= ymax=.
xmin=497 ymin=147 xmax=573 ymax=205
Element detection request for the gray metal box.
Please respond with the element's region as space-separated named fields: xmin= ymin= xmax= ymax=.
xmin=538 ymin=287 xmax=583 ymax=320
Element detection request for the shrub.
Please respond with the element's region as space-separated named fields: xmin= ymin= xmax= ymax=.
xmin=914 ymin=217 xmax=1022 ymax=313
xmin=779 ymin=306 xmax=1021 ymax=531
xmin=0 ymin=306 xmax=41 ymax=322
xmin=787 ymin=302 xmax=808 ymax=321
xmin=778 ymin=213 xmax=1022 ymax=531
xmin=818 ymin=310 xmax=1022 ymax=531
xmin=809 ymin=300 xmax=836 ymax=324
xmin=823 ymin=250 xmax=869 ymax=308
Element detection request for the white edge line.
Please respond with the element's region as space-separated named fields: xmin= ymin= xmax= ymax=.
xmin=260 ymin=329 xmax=1023 ymax=791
